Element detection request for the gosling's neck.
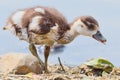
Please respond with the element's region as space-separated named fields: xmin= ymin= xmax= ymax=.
xmin=58 ymin=20 xmax=82 ymax=44
xmin=67 ymin=19 xmax=82 ymax=38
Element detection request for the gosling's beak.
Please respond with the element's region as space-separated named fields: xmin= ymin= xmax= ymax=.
xmin=92 ymin=31 xmax=107 ymax=44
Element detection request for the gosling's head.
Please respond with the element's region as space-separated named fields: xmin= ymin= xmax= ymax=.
xmin=72 ymin=16 xmax=106 ymax=44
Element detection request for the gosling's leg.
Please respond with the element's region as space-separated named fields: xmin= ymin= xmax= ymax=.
xmin=29 ymin=44 xmax=44 ymax=67
xmin=44 ymin=45 xmax=50 ymax=72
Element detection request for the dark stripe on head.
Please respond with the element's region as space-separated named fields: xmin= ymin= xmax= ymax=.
xmin=81 ymin=16 xmax=99 ymax=30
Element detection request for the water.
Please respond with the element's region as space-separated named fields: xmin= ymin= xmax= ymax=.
xmin=0 ymin=0 xmax=120 ymax=66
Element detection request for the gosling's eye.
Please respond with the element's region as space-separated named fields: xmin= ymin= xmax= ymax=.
xmin=88 ymin=23 xmax=95 ymax=30
xmin=81 ymin=25 xmax=84 ymax=28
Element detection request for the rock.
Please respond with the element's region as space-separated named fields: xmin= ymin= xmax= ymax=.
xmin=0 ymin=53 xmax=42 ymax=74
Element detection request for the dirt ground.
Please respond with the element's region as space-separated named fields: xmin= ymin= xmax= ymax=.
xmin=0 ymin=64 xmax=120 ymax=80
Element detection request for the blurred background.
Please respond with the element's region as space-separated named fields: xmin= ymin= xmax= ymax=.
xmin=0 ymin=0 xmax=120 ymax=66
